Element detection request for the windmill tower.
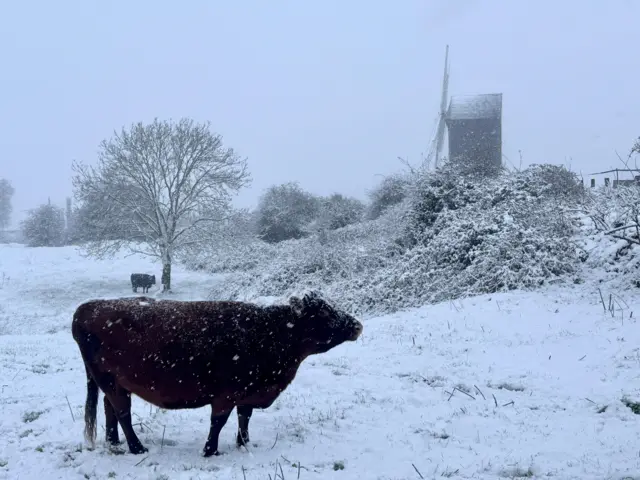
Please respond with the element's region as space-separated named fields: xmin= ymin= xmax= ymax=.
xmin=445 ymin=93 xmax=503 ymax=174
xmin=424 ymin=45 xmax=503 ymax=175
xmin=424 ymin=45 xmax=450 ymax=171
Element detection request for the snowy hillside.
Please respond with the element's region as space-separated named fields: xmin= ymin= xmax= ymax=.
xmin=2 ymin=244 xmax=640 ymax=479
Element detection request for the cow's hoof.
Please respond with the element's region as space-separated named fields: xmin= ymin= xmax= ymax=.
xmin=236 ymin=435 xmax=250 ymax=448
xmin=129 ymin=444 xmax=148 ymax=455
xmin=203 ymin=448 xmax=221 ymax=457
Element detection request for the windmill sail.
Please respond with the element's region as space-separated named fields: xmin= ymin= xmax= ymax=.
xmin=425 ymin=45 xmax=450 ymax=171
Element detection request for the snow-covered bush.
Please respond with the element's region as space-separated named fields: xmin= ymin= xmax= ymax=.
xmin=191 ymin=163 xmax=584 ymax=316
xmin=205 ymin=203 xmax=405 ymax=314
xmin=374 ymin=162 xmax=583 ymax=303
xmin=577 ymin=182 xmax=640 ymax=287
xmin=444 ymin=147 xmax=506 ymax=179
xmin=582 ymin=182 xmax=640 ymax=240
xmin=365 ymin=173 xmax=410 ymax=220
xmin=567 ymin=137 xmax=640 ymax=290
xmin=403 ymin=162 xmax=582 ymax=241
xmin=255 ymin=182 xmax=320 ymax=243
xmin=181 ymin=208 xmax=257 ymax=272
xmin=315 ymin=193 xmax=365 ymax=231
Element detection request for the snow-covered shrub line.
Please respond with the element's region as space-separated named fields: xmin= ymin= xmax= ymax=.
xmin=185 ymin=164 xmax=585 ymax=316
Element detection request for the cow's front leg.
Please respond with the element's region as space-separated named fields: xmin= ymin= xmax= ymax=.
xmin=203 ymin=408 xmax=233 ymax=457
xmin=236 ymin=405 xmax=253 ymax=448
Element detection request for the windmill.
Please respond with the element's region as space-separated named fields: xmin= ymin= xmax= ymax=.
xmin=423 ymin=45 xmax=503 ymax=175
xmin=424 ymin=45 xmax=450 ymax=171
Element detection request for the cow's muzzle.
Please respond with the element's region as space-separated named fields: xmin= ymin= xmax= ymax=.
xmin=349 ymin=320 xmax=363 ymax=341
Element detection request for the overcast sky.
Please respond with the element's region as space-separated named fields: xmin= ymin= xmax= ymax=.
xmin=1 ymin=1 xmax=639 ymax=228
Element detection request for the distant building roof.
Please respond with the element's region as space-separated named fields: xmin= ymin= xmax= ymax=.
xmin=446 ymin=93 xmax=502 ymax=121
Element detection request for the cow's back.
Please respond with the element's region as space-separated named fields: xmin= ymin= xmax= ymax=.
xmin=73 ymin=298 xmax=147 ymax=333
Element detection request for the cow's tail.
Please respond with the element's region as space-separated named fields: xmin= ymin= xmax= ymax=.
xmin=84 ymin=368 xmax=99 ymax=448
xmin=71 ymin=300 xmax=101 ymax=449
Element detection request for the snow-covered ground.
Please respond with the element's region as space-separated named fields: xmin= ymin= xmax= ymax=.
xmin=1 ymin=244 xmax=640 ymax=479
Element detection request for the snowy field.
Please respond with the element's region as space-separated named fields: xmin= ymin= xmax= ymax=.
xmin=2 ymin=244 xmax=640 ymax=479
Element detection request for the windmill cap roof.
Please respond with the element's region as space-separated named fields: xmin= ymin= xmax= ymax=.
xmin=447 ymin=93 xmax=503 ymax=121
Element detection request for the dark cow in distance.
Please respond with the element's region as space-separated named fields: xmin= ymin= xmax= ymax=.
xmin=130 ymin=273 xmax=156 ymax=293
xmin=71 ymin=291 xmax=363 ymax=457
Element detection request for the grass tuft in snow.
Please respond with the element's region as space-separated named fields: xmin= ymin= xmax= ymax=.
xmin=621 ymin=397 xmax=640 ymax=414
xmin=441 ymin=467 xmax=461 ymax=477
xmin=488 ymin=381 xmax=526 ymax=392
xmin=22 ymin=410 xmax=45 ymax=423
xmin=333 ymin=460 xmax=345 ymax=471
xmin=499 ymin=465 xmax=535 ymax=478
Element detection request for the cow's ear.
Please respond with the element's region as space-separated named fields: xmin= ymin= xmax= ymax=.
xmin=304 ymin=291 xmax=320 ymax=303
xmin=289 ymin=296 xmax=304 ymax=317
xmin=302 ymin=291 xmax=322 ymax=309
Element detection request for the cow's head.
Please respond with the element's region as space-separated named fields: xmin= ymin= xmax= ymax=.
xmin=289 ymin=291 xmax=363 ymax=354
xmin=151 ymin=275 xmax=156 ymax=284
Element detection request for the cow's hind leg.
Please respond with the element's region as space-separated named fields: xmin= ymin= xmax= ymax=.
xmin=203 ymin=408 xmax=233 ymax=457
xmin=107 ymin=384 xmax=147 ymax=454
xmin=93 ymin=372 xmax=147 ymax=454
xmin=104 ymin=396 xmax=120 ymax=445
xmin=236 ymin=405 xmax=253 ymax=448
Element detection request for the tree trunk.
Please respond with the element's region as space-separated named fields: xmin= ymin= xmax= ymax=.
xmin=161 ymin=262 xmax=171 ymax=292
xmin=160 ymin=247 xmax=172 ymax=292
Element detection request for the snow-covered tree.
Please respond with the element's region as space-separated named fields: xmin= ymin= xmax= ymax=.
xmin=256 ymin=182 xmax=320 ymax=243
xmin=72 ymin=117 xmax=251 ymax=291
xmin=181 ymin=207 xmax=256 ymax=271
xmin=0 ymin=178 xmax=15 ymax=231
xmin=21 ymin=201 xmax=66 ymax=247
xmin=316 ymin=193 xmax=365 ymax=231
xmin=70 ymin=180 xmax=150 ymax=243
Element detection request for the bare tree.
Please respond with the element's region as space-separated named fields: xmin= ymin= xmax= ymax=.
xmin=72 ymin=118 xmax=251 ymax=291
xmin=0 ymin=178 xmax=15 ymax=231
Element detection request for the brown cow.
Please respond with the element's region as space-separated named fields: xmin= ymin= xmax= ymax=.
xmin=71 ymin=291 xmax=363 ymax=457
